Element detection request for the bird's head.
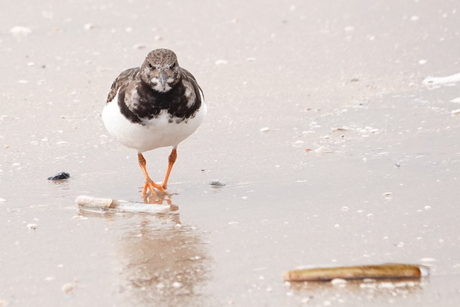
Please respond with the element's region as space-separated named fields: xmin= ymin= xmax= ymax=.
xmin=140 ymin=49 xmax=181 ymax=93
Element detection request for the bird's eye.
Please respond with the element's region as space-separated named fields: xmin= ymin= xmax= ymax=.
xmin=148 ymin=63 xmax=154 ymax=69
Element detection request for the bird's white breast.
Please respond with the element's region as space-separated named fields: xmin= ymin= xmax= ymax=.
xmin=102 ymin=98 xmax=206 ymax=153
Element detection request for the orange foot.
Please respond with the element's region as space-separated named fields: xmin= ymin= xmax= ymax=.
xmin=142 ymin=178 xmax=167 ymax=196
xmin=138 ymin=152 xmax=167 ymax=197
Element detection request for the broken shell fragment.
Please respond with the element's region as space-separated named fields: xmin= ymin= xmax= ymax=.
xmin=331 ymin=127 xmax=349 ymax=132
xmin=260 ymin=127 xmax=270 ymax=133
xmin=75 ymin=195 xmax=170 ymax=213
xmin=75 ymin=195 xmax=114 ymax=208
xmin=314 ymin=146 xmax=332 ymax=153
xmin=283 ymin=263 xmax=429 ymax=282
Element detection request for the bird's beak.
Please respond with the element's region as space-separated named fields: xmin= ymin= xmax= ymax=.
xmin=158 ymin=71 xmax=168 ymax=91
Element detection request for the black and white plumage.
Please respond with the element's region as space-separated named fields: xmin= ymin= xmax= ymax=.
xmin=102 ymin=49 xmax=206 ymax=197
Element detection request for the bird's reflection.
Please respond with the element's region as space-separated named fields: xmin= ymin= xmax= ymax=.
xmin=142 ymin=192 xmax=178 ymax=209
xmin=78 ymin=195 xmax=211 ymax=306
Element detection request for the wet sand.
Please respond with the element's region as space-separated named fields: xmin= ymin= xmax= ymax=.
xmin=1 ymin=0 xmax=460 ymax=306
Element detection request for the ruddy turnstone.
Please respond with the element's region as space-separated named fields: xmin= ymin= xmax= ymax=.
xmin=102 ymin=49 xmax=206 ymax=196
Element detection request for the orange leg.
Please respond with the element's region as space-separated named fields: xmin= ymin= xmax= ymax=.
xmin=162 ymin=148 xmax=177 ymax=189
xmin=138 ymin=153 xmax=166 ymax=195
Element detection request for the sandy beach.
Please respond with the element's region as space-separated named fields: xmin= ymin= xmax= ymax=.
xmin=1 ymin=0 xmax=460 ymax=306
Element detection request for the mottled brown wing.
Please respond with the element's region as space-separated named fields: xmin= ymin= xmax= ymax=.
xmin=180 ymin=67 xmax=204 ymax=100
xmin=106 ymin=67 xmax=140 ymax=103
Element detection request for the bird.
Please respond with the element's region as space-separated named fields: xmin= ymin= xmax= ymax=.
xmin=102 ymin=48 xmax=206 ymax=197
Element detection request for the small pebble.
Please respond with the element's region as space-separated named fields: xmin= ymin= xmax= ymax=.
xmin=133 ymin=44 xmax=146 ymax=49
xmin=61 ymin=283 xmax=74 ymax=294
xmin=260 ymin=127 xmax=270 ymax=133
xmin=27 ymin=224 xmax=38 ymax=230
xmin=48 ymin=172 xmax=70 ymax=180
xmin=293 ymin=140 xmax=304 ymax=145
xmin=331 ymin=127 xmax=349 ymax=132
xmin=215 ymin=59 xmax=228 ymax=65
xmin=83 ymin=23 xmax=94 ymax=30
xmin=209 ymin=180 xmax=226 ymax=187
xmin=382 ymin=192 xmax=393 ymax=199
